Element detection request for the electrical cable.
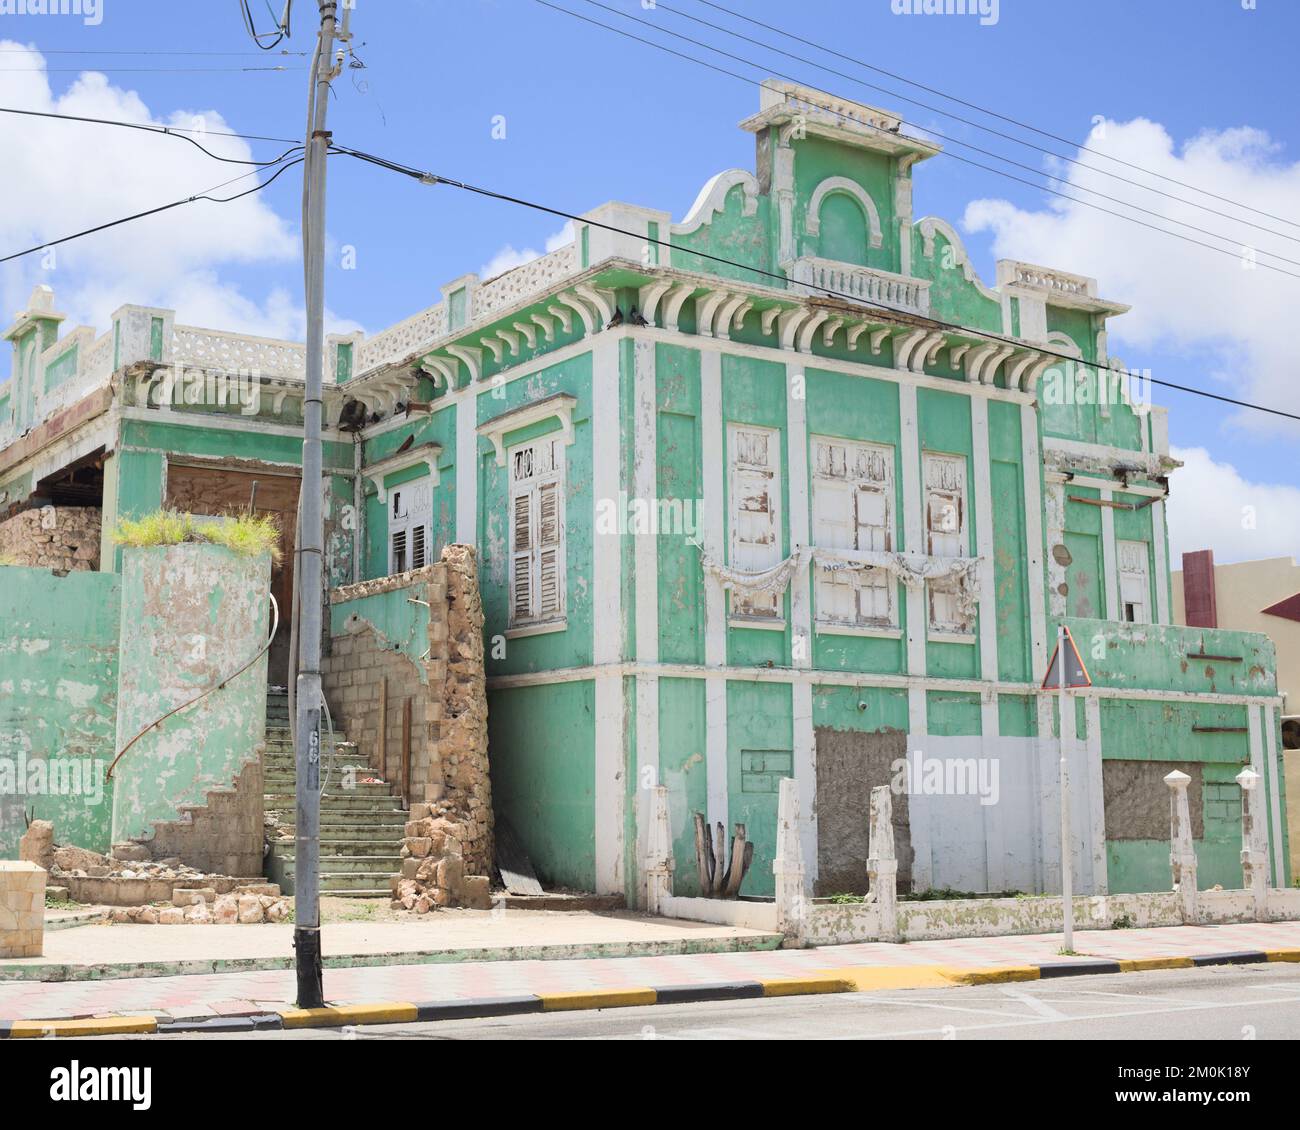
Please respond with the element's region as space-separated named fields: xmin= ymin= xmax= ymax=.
xmin=331 ymin=141 xmax=1300 ymax=424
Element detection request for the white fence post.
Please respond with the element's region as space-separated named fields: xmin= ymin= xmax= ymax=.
xmin=644 ymin=785 xmax=674 ymax=915
xmin=1164 ymin=770 xmax=1198 ymax=924
xmin=1236 ymin=767 xmax=1269 ymax=922
xmin=866 ymin=784 xmax=899 ymax=941
xmin=774 ymin=777 xmax=808 ymax=943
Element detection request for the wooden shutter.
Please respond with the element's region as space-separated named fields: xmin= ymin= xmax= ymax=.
xmin=538 ymin=480 xmax=561 ymax=618
xmin=508 ymin=437 xmax=565 ymax=626
xmin=730 ymin=425 xmax=780 ymax=618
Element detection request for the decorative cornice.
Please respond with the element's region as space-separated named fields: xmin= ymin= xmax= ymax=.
xmin=363 ymin=440 xmax=442 ymax=502
xmin=476 ymin=392 xmax=578 ymax=467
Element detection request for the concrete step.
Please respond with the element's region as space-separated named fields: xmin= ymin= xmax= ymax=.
xmin=320 ymin=872 xmax=398 ymax=892
xmin=279 ymin=855 xmax=402 ymax=874
xmin=263 ymin=795 xmax=407 ymax=813
xmin=263 ymin=781 xmax=398 ymax=796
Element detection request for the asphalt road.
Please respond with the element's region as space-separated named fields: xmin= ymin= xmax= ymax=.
xmin=133 ymin=963 xmax=1300 ymax=1041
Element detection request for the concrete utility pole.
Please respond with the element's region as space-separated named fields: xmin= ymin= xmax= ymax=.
xmin=294 ymin=0 xmax=345 ymax=1010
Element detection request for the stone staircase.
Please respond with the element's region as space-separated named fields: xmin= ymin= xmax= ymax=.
xmin=262 ymin=691 xmax=407 ymax=898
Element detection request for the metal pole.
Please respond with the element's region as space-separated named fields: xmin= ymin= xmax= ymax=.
xmin=1058 ymin=624 xmax=1073 ymax=951
xmin=294 ymin=0 xmax=339 ymax=1010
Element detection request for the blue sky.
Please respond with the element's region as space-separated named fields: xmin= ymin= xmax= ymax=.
xmin=2 ymin=0 xmax=1298 ymax=562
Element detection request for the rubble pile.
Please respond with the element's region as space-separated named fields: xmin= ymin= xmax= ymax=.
xmin=107 ymin=885 xmax=290 ymax=925
xmin=392 ymin=803 xmax=492 ymax=913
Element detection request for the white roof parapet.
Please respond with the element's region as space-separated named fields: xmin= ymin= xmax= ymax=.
xmin=996 ymin=259 xmax=1130 ymax=317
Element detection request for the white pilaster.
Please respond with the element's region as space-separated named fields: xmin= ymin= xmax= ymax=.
xmin=899 ymin=382 xmax=926 ymax=677
xmin=1100 ymin=487 xmax=1119 ymax=621
xmin=792 ymin=680 xmax=817 ymax=884
xmin=1084 ymin=693 xmax=1108 ymax=894
xmin=700 ymin=347 xmax=728 ymax=832
xmin=633 ymin=337 xmax=660 ymax=900
xmin=455 ymin=392 xmax=478 ymax=545
xmin=592 ymin=333 xmax=625 ymax=895
xmin=1021 ymin=404 xmax=1048 ymax=674
xmin=1262 ymin=705 xmax=1286 ymax=887
xmin=786 ymin=362 xmax=812 ymax=670
xmin=971 ymin=397 xmax=999 ymax=692
xmin=1151 ymin=498 xmax=1170 ymax=624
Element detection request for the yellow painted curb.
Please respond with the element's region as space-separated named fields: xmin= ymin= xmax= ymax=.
xmin=539 ymin=988 xmax=658 ymax=1012
xmin=760 ymin=975 xmax=856 ymax=997
xmin=10 ymin=1015 xmax=158 ymax=1039
xmin=1117 ymin=957 xmax=1194 ymax=972
xmin=938 ymin=965 xmax=1040 ymax=986
xmin=1265 ymin=949 xmax=1300 ymax=963
xmin=278 ymin=1002 xmax=418 ymax=1029
xmin=820 ymin=965 xmax=955 ymax=991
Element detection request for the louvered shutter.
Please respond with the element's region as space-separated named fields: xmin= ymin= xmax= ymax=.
xmin=731 ymin=426 xmax=780 ymax=618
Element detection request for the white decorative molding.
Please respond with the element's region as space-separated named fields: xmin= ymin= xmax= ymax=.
xmin=788 ymin=256 xmax=930 ymax=316
xmin=477 ymin=392 xmax=578 ymax=467
xmin=674 ymin=169 xmax=760 ymax=236
xmin=172 ymin=325 xmax=305 ymax=380
xmin=805 ymin=176 xmax=884 ymax=249
xmin=917 ymin=217 xmax=1000 ymax=302
xmin=475 ymin=243 xmax=578 ymax=318
xmin=363 ymin=441 xmax=442 ymax=503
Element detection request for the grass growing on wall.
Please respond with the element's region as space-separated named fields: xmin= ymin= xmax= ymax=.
xmin=112 ymin=509 xmax=282 ymax=561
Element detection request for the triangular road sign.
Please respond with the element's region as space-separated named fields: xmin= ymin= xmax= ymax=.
xmin=1042 ymin=626 xmax=1092 ymax=689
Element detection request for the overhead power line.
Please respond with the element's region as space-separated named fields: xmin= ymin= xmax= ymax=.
xmin=0 ymin=105 xmax=302 ymax=164
xmin=330 ymin=142 xmax=1300 ymax=425
xmin=0 ymin=155 xmax=304 ymax=266
xmin=540 ymin=0 xmax=1300 ymax=277
xmin=685 ymin=0 xmax=1300 ymax=233
xmin=653 ymin=0 xmax=1300 ymax=245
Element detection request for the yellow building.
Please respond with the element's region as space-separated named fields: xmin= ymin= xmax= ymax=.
xmin=1173 ymin=553 xmax=1300 ymax=880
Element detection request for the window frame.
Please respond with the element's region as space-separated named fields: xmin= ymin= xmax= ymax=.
xmin=507 ymin=432 xmax=567 ymax=631
xmin=922 ymin=451 xmax=971 ymax=635
xmin=811 ymin=435 xmax=898 ymax=631
xmin=727 ymin=422 xmax=784 ymax=624
xmin=387 ymin=477 xmax=432 ymax=577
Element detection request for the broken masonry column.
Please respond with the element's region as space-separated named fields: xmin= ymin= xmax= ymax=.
xmin=773 ymin=777 xmax=809 ymax=944
xmin=643 ymin=785 xmax=674 ymax=914
xmin=1236 ymin=767 xmax=1269 ymax=922
xmin=866 ymin=784 xmax=898 ymax=941
xmin=1164 ymin=769 xmax=1198 ymax=925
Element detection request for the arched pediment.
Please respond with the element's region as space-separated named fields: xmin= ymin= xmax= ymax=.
xmin=806 ymin=176 xmax=883 ymax=250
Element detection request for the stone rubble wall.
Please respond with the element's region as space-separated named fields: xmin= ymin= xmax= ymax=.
xmin=0 ymin=505 xmax=100 ymax=571
xmin=323 ymin=544 xmax=493 ymax=912
xmin=136 ymin=752 xmax=265 ymax=876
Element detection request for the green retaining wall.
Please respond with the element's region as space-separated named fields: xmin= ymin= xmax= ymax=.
xmin=0 ymin=566 xmax=121 ymax=856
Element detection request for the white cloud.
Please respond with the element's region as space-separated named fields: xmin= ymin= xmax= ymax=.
xmin=1167 ymin=445 xmax=1300 ymax=566
xmin=0 ymin=43 xmax=357 ymax=353
xmin=478 ymin=222 xmax=574 ymax=280
xmin=963 ymin=117 xmax=1300 ymax=437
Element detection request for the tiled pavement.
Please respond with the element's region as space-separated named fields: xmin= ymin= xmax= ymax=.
xmin=3 ymin=919 xmax=1298 ymax=1023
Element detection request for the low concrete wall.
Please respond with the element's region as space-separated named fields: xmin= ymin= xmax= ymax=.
xmin=109 ymin=544 xmax=269 ymax=846
xmin=660 ymin=894 xmax=779 ymax=932
xmin=799 ymin=888 xmax=1300 ymax=946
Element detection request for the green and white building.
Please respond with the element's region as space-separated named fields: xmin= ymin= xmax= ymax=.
xmin=2 ymin=82 xmax=1289 ymax=901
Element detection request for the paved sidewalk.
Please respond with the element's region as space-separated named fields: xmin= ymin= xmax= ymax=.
xmin=3 ymin=919 xmax=1298 ymax=1024
xmin=0 ymin=909 xmax=780 ymax=984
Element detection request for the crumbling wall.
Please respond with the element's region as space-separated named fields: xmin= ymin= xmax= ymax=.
xmin=1103 ymin=760 xmax=1205 ymax=841
xmin=0 ymin=506 xmax=101 ymax=571
xmin=141 ymin=751 xmax=265 ymax=875
xmin=109 ymin=544 xmax=270 ymax=846
xmin=323 ymin=544 xmax=492 ymax=909
xmin=0 ymin=566 xmax=119 ymax=858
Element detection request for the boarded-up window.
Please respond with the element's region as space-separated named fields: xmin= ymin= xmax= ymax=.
xmin=388 ymin=478 xmax=432 ymax=576
xmin=728 ymin=424 xmax=782 ymax=620
xmin=508 ymin=435 xmax=565 ymax=626
xmin=812 ymin=437 xmax=895 ymax=627
xmin=1118 ymin=539 xmax=1150 ymax=624
xmin=923 ymin=453 xmax=967 ymax=632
